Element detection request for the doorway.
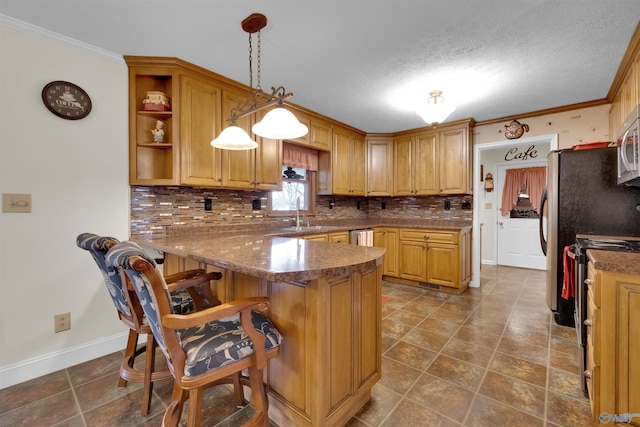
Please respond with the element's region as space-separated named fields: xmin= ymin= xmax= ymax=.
xmin=495 ymin=161 xmax=546 ymax=270
xmin=471 ymin=134 xmax=558 ymax=287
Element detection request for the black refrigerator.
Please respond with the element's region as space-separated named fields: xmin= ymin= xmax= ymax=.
xmin=539 ymin=146 xmax=640 ymax=327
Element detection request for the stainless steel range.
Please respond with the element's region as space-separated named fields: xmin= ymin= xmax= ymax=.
xmin=571 ymin=235 xmax=640 ymax=394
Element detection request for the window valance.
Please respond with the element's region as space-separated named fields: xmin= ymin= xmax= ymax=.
xmin=283 ymin=142 xmax=319 ymax=171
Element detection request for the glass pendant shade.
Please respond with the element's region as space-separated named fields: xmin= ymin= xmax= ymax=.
xmin=416 ymin=90 xmax=456 ymax=125
xmin=252 ymin=107 xmax=309 ymax=139
xmin=211 ymin=125 xmax=258 ymax=150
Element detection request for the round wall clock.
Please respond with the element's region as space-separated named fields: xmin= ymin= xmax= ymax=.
xmin=41 ymin=81 xmax=92 ymax=120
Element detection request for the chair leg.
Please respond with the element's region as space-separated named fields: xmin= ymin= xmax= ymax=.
xmin=187 ymin=388 xmax=203 ymax=427
xmin=245 ymin=366 xmax=269 ymax=427
xmin=119 ymin=329 xmax=139 ymax=387
xmin=163 ymin=383 xmax=187 ymax=427
xmin=232 ymin=372 xmax=246 ymax=407
xmin=140 ymin=333 xmax=156 ymax=415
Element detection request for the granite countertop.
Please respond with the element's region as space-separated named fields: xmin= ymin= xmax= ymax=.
xmin=132 ymin=233 xmax=386 ymax=282
xmin=587 ymin=249 xmax=640 ymax=276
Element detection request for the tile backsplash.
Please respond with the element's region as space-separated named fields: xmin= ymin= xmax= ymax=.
xmin=130 ymin=186 xmax=473 ymax=236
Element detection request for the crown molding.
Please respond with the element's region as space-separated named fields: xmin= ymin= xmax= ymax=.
xmin=0 ymin=13 xmax=124 ymax=65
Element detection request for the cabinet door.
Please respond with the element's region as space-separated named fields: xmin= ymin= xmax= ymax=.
xmin=351 ymin=135 xmax=366 ymax=195
xmin=398 ymin=239 xmax=427 ymax=282
xmin=254 ymin=137 xmax=282 ymax=190
xmin=393 ymin=136 xmax=414 ymax=196
xmin=616 ymin=276 xmax=640 ymax=422
xmin=180 ymin=75 xmax=223 ymax=186
xmin=414 ymin=132 xmax=438 ymax=195
xmin=367 ymin=137 xmax=393 ymax=196
xmin=439 ymin=127 xmax=469 ymax=194
xmin=426 ymin=243 xmax=459 ymax=288
xmin=332 ymin=128 xmax=352 ymax=195
xmin=384 ymin=228 xmax=398 ymax=277
xmin=220 ymin=89 xmax=256 ymax=189
xmin=310 ymin=120 xmax=332 ymax=151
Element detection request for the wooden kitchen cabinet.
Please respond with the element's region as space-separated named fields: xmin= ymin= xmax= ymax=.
xmin=304 ymin=231 xmax=349 ymax=243
xmin=373 ymin=228 xmax=398 ymax=277
xmin=126 ymin=56 xmax=281 ymax=190
xmin=392 ymin=228 xmax=471 ymax=292
xmin=285 ymin=109 xmax=332 ymax=152
xmin=585 ymin=262 xmax=640 ymax=426
xmin=366 ymin=136 xmax=393 ymax=196
xmin=393 ymin=119 xmax=474 ymax=196
xmin=332 ymin=126 xmax=366 ymax=195
xmin=219 ymin=103 xmax=283 ymax=191
xmin=126 ymin=60 xmax=179 ymax=185
xmin=328 ymin=231 xmax=349 ymax=244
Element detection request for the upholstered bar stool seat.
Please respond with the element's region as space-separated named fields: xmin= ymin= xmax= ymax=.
xmin=76 ymin=233 xmax=222 ymax=415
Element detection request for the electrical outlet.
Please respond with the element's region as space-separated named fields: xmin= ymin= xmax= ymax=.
xmin=55 ymin=312 xmax=71 ymax=333
xmin=204 ymin=198 xmax=212 ymax=211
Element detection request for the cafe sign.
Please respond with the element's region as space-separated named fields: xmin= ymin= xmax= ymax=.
xmin=505 ymin=144 xmax=538 ymax=161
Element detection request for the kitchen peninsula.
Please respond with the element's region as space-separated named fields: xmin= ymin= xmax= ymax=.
xmin=132 ymin=230 xmax=386 ymax=427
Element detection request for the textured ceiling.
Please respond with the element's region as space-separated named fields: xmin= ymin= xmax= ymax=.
xmin=1 ymin=1 xmax=639 ymax=133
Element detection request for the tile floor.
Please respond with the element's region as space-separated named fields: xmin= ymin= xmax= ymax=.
xmin=0 ymin=265 xmax=599 ymax=426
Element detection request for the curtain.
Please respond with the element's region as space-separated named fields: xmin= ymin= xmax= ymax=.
xmin=283 ymin=142 xmax=319 ymax=171
xmin=500 ymin=166 xmax=546 ymax=216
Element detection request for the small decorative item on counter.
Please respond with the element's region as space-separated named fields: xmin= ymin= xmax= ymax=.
xmin=151 ymin=120 xmax=165 ymax=143
xmin=504 ymin=119 xmax=529 ymax=139
xmin=142 ymin=91 xmax=171 ymax=111
xmin=484 ymin=173 xmax=494 ymax=192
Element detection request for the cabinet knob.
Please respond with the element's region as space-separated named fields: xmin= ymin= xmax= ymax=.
xmin=583 ymin=370 xmax=592 ymax=379
xmin=583 ymin=319 xmax=592 ymax=327
xmin=584 ymin=278 xmax=592 ymax=286
xmin=217 ymin=177 xmax=222 ymax=182
xmin=424 ymin=235 xmax=430 ymax=239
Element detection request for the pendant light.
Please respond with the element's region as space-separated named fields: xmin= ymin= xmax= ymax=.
xmin=416 ymin=90 xmax=456 ymax=125
xmin=211 ymin=13 xmax=308 ymax=150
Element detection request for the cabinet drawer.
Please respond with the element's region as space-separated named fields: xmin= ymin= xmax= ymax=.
xmin=399 ymin=229 xmax=458 ymax=244
xmin=585 ymin=345 xmax=600 ymax=419
xmin=586 ymin=292 xmax=600 ymax=366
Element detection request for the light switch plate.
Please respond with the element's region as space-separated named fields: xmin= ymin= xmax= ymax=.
xmin=3 ymin=193 xmax=32 ymax=213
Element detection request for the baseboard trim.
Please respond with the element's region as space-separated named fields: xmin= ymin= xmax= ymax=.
xmin=0 ymin=332 xmax=130 ymax=389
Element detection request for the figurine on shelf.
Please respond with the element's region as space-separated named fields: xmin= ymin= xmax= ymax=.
xmin=151 ymin=120 xmax=165 ymax=143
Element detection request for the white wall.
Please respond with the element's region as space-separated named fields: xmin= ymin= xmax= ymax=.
xmin=0 ymin=18 xmax=130 ymax=388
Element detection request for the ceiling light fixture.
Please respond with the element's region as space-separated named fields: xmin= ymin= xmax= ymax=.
xmin=415 ymin=90 xmax=456 ymax=125
xmin=211 ymin=13 xmax=308 ymax=150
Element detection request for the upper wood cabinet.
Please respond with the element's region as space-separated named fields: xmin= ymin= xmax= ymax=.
xmin=180 ymin=74 xmax=223 ymax=186
xmin=126 ymin=56 xmax=282 ymax=190
xmin=285 ymin=108 xmax=332 ymax=152
xmin=393 ymin=120 xmax=473 ymax=196
xmin=127 ymin=61 xmax=179 ymax=185
xmin=366 ymin=136 xmax=393 ymax=197
xmin=332 ymin=126 xmax=366 ymax=195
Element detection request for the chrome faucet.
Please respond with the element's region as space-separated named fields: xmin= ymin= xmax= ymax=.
xmin=295 ymin=197 xmax=302 ymax=231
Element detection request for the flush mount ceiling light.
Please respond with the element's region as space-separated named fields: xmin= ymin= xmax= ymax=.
xmin=211 ymin=13 xmax=308 ymax=150
xmin=415 ymin=90 xmax=456 ymax=125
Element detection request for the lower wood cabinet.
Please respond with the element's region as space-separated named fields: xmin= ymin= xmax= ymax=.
xmin=303 ymin=231 xmax=349 ymax=243
xmin=163 ymin=252 xmax=382 ymax=427
xmin=375 ymin=227 xmax=471 ymax=292
xmin=585 ymin=262 xmax=640 ymax=426
xmin=373 ymin=228 xmax=398 ymax=277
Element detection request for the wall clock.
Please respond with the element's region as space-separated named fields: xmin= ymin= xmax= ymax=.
xmin=41 ymin=81 xmax=92 ymax=120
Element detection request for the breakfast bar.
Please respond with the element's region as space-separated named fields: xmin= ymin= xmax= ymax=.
xmin=132 ymin=231 xmax=386 ymax=427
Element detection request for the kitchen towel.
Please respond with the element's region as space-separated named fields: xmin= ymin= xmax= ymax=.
xmin=356 ymin=230 xmax=373 ymax=247
xmin=562 ymin=245 xmax=575 ymax=300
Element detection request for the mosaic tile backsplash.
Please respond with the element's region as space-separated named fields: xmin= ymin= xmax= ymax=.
xmin=130 ymin=186 xmax=473 ymax=236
